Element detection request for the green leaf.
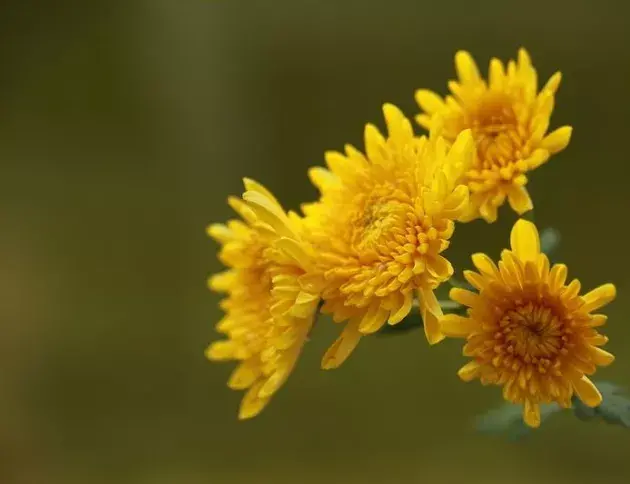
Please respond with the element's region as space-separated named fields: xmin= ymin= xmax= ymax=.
xmin=474 ymin=381 xmax=630 ymax=440
xmin=588 ymin=381 xmax=630 ymax=428
xmin=474 ymin=401 xmax=562 ymax=441
xmin=572 ymin=396 xmax=597 ymax=421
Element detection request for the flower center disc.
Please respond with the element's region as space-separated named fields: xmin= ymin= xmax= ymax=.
xmin=349 ymin=186 xmax=411 ymax=251
xmin=469 ymin=93 xmax=524 ymax=169
xmin=498 ymin=302 xmax=568 ymax=366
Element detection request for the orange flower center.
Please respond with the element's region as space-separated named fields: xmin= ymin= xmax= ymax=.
xmin=469 ymin=92 xmax=526 ymax=171
xmin=493 ymin=302 xmax=570 ymax=373
xmin=348 ymin=184 xmax=413 ymax=252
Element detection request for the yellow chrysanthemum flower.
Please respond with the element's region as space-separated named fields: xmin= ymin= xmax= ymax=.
xmin=440 ymin=219 xmax=616 ymax=428
xmin=206 ymin=179 xmax=321 ymax=419
xmin=415 ymin=48 xmax=573 ymax=222
xmin=303 ymin=103 xmax=475 ymax=368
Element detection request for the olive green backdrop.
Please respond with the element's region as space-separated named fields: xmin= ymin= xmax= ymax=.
xmin=1 ymin=1 xmax=628 ymax=483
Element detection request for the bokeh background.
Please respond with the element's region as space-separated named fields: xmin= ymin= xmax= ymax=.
xmin=1 ymin=1 xmax=629 ymax=483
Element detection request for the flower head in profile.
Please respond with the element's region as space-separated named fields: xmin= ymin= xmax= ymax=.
xmin=303 ymin=103 xmax=475 ymax=368
xmin=415 ymin=48 xmax=572 ymax=222
xmin=440 ymin=219 xmax=616 ymax=428
xmin=206 ymin=179 xmax=321 ymax=419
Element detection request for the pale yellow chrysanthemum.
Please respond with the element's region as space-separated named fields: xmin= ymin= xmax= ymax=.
xmin=302 ymin=103 xmax=475 ymax=368
xmin=206 ymin=179 xmax=321 ymax=419
xmin=440 ymin=219 xmax=616 ymax=428
xmin=415 ymin=48 xmax=572 ymax=222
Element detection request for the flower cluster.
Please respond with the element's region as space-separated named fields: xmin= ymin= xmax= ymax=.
xmin=207 ymin=49 xmax=616 ymax=429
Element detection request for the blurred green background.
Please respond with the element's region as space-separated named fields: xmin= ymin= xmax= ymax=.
xmin=1 ymin=1 xmax=629 ymax=483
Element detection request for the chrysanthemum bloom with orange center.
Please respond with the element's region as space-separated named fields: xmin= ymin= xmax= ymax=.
xmin=303 ymin=104 xmax=475 ymax=368
xmin=206 ymin=179 xmax=321 ymax=419
xmin=415 ymin=48 xmax=573 ymax=222
xmin=440 ymin=219 xmax=616 ymax=428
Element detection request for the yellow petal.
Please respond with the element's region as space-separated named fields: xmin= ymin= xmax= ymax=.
xmin=428 ymin=114 xmax=445 ymax=141
xmin=418 ymin=287 xmax=445 ymax=345
xmin=298 ymin=273 xmax=326 ymax=293
xmin=525 ymin=149 xmax=550 ymax=170
xmin=308 ymin=166 xmax=338 ymax=191
xmin=523 ymin=400 xmax=541 ymax=428
xmin=415 ymin=89 xmax=446 ymax=115
xmin=542 ymin=71 xmax=562 ymax=94
xmin=388 ymin=290 xmax=414 ymax=325
xmin=440 ymin=313 xmax=477 ymax=338
xmin=589 ymin=346 xmax=615 ymax=367
xmin=518 ymin=48 xmax=532 ymax=70
xmin=510 ymin=219 xmax=540 ymax=262
xmin=270 ymin=299 xmax=294 ymax=318
xmin=275 ymin=237 xmax=312 ymax=271
xmin=548 ymin=263 xmax=568 ymax=291
xmin=535 ymin=89 xmax=555 ymax=118
xmin=499 ymin=250 xmax=524 ymax=288
xmin=259 ymin=351 xmax=301 ymax=398
xmin=289 ymin=297 xmax=319 ymax=319
xmin=586 ymin=334 xmax=608 ymax=346
xmin=449 ymin=287 xmax=479 ymax=308
xmin=321 ymin=320 xmax=362 ymax=369
xmin=457 ymin=360 xmax=481 ymax=381
xmin=423 ymin=310 xmax=444 ymax=345
xmin=441 ymin=185 xmax=470 ymax=218
xmin=216 ymin=317 xmax=235 ymax=333
xmin=358 ymin=303 xmax=390 ymax=334
xmin=581 ymin=283 xmax=616 ymax=313
xmin=506 ymin=186 xmax=534 ymax=215
xmin=206 ymin=223 xmax=232 ymax=243
xmin=471 ymin=253 xmax=500 ymax=279
xmin=364 ymin=123 xmax=386 ymax=162
xmin=463 ymin=269 xmax=485 ymax=290
xmin=523 ymin=260 xmax=539 ymax=286
xmin=563 ymin=279 xmax=581 ymax=300
xmin=457 ymin=204 xmax=479 ymax=223
xmin=426 ymin=254 xmax=454 ymax=279
xmin=238 ymin=382 xmax=270 ymax=420
xmin=258 ymin=372 xmax=287 ymax=400
xmin=383 ymin=103 xmax=413 ymax=141
xmin=242 ymin=178 xmax=281 ymax=207
xmin=479 ymin=198 xmax=499 ymax=223
xmin=294 ymin=289 xmax=320 ymax=305
xmin=540 ymin=126 xmax=572 ymax=154
xmin=415 ymin=114 xmax=432 ymax=130
xmin=586 ymin=314 xmax=607 ymax=328
xmin=455 ymin=50 xmax=481 ymax=84
xmin=270 ymin=327 xmax=295 ymax=347
xmin=537 ymin=253 xmax=550 ymax=279
xmin=208 ymin=271 xmax=236 ymax=292
xmin=243 ymin=190 xmax=295 ymax=239
xmin=228 ymin=362 xmax=261 ymax=390
xmin=445 ymin=129 xmax=474 ymax=182
xmin=488 ymin=58 xmax=505 ymax=89
xmin=572 ymin=375 xmax=602 ymax=408
xmin=344 ymin=144 xmax=369 ymax=166
xmin=206 ymin=341 xmax=237 ymax=361
xmin=325 ymin=151 xmax=357 ymax=182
